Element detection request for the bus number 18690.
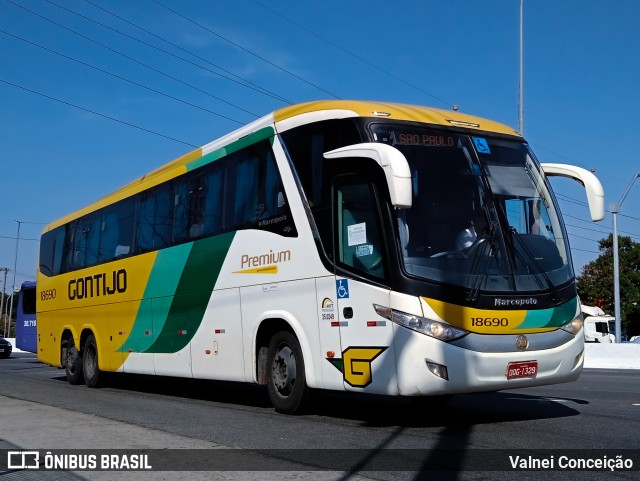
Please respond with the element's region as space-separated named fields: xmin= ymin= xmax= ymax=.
xmin=471 ymin=317 xmax=508 ymax=327
xmin=41 ymin=289 xmax=56 ymax=301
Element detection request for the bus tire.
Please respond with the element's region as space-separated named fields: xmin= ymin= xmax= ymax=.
xmin=83 ymin=334 xmax=102 ymax=388
xmin=64 ymin=339 xmax=84 ymax=385
xmin=267 ymin=330 xmax=308 ymax=414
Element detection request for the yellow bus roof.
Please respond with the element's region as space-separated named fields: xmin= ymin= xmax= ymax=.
xmin=45 ymin=100 xmax=520 ymax=231
xmin=274 ymin=100 xmax=520 ymax=137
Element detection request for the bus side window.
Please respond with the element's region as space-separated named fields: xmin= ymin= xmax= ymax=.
xmin=223 ymin=140 xmax=296 ymax=236
xmin=137 ymin=184 xmax=172 ymax=252
xmin=71 ymin=220 xmax=86 ymax=270
xmin=281 ymin=119 xmax=362 ymax=254
xmin=84 ymin=215 xmax=101 ymax=267
xmin=202 ymin=167 xmax=224 ymax=236
xmin=100 ymin=212 xmax=120 ymax=262
xmin=187 ymin=174 xmax=207 ymax=239
xmin=60 ymin=223 xmax=75 ymax=273
xmin=335 ymin=177 xmax=386 ymax=280
xmin=39 ymin=227 xmax=65 ymax=276
xmin=172 ymin=178 xmax=189 ymax=243
xmin=233 ymin=155 xmax=260 ymax=225
xmin=100 ymin=199 xmax=134 ymax=261
xmin=263 ymin=151 xmax=284 ymax=217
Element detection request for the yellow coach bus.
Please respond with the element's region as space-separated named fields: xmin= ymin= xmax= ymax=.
xmin=37 ymin=100 xmax=604 ymax=414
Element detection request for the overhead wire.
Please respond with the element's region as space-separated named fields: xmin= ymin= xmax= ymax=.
xmin=0 ymin=235 xmax=39 ymax=241
xmin=555 ymin=193 xmax=588 ymax=207
xmin=571 ymin=247 xmax=601 ymax=255
xmin=249 ymin=0 xmax=640 ymax=238
xmin=44 ymin=0 xmax=292 ymax=105
xmin=3 ymin=3 xmax=638 ymax=228
xmin=0 ymin=29 xmax=248 ymax=123
xmin=2 ymin=0 xmax=637 ymax=276
xmin=248 ymin=0 xmax=456 ymax=110
xmin=0 ymin=78 xmax=199 ymax=148
xmin=619 ymin=212 xmax=640 ymax=222
xmin=152 ymin=0 xmax=342 ymax=100
xmin=5 ymin=0 xmax=259 ymax=120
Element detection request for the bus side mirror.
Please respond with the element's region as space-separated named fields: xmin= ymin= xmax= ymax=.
xmin=323 ymin=143 xmax=412 ymax=208
xmin=541 ymin=163 xmax=605 ymax=222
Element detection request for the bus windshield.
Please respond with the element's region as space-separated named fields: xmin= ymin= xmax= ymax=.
xmin=369 ymin=123 xmax=573 ymax=294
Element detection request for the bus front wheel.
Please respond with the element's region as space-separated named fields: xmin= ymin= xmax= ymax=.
xmin=266 ymin=331 xmax=308 ymax=414
xmin=64 ymin=338 xmax=84 ymax=385
xmin=83 ymin=334 xmax=102 ymax=388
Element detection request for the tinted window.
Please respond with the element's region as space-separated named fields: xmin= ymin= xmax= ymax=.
xmin=39 ymin=138 xmax=296 ymax=276
xmin=336 ymin=177 xmax=387 ymax=280
xmin=137 ymin=184 xmax=172 ymax=252
xmin=21 ymin=288 xmax=36 ymax=315
xmin=281 ymin=119 xmax=362 ymax=260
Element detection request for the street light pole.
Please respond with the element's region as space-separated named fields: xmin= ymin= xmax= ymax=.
xmin=518 ymin=0 xmax=524 ymax=135
xmin=611 ymin=172 xmax=640 ymax=343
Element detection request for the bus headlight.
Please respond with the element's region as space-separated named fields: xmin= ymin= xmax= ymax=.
xmin=374 ymin=304 xmax=468 ymax=341
xmin=560 ymin=316 xmax=583 ymax=336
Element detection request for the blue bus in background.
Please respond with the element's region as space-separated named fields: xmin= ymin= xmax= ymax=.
xmin=15 ymin=281 xmax=37 ymax=353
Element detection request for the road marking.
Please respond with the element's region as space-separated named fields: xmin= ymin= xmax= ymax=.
xmin=504 ymin=397 xmax=566 ymax=402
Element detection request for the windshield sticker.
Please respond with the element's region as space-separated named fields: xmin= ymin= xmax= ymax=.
xmin=473 ymin=137 xmax=491 ymax=154
xmin=347 ymin=222 xmax=367 ymax=246
xmin=355 ymin=245 xmax=374 ymax=257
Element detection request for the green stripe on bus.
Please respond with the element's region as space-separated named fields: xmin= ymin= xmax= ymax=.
xmin=545 ymin=296 xmax=578 ymax=328
xmin=144 ymin=231 xmax=236 ymax=353
xmin=118 ymin=243 xmax=193 ymax=353
xmin=516 ymin=297 xmax=578 ymax=330
xmin=186 ymin=127 xmax=275 ymax=172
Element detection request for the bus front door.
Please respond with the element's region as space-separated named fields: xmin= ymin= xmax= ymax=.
xmin=331 ymin=175 xmax=395 ymax=394
xmin=335 ymin=278 xmax=394 ymax=394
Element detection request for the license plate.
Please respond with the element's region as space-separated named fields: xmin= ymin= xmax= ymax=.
xmin=506 ymin=361 xmax=538 ymax=380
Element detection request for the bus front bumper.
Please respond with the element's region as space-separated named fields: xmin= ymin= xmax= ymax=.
xmin=393 ymin=325 xmax=584 ymax=396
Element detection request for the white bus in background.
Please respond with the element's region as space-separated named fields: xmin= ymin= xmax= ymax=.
xmin=581 ymin=305 xmax=616 ymax=343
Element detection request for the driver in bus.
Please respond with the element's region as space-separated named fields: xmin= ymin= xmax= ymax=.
xmin=455 ymin=210 xmax=488 ymax=251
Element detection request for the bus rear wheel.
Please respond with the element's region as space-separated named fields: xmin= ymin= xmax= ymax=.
xmin=266 ymin=331 xmax=308 ymax=414
xmin=83 ymin=334 xmax=102 ymax=388
xmin=64 ymin=338 xmax=84 ymax=385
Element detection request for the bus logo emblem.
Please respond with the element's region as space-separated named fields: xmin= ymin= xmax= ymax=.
xmin=327 ymin=347 xmax=388 ymax=387
xmin=516 ymin=335 xmax=529 ymax=351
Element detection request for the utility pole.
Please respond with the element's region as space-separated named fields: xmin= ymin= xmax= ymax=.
xmin=0 ymin=267 xmax=8 ymax=336
xmin=7 ymin=220 xmax=21 ymax=335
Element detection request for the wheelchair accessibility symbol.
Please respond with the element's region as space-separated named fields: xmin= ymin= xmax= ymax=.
xmin=472 ymin=137 xmax=491 ymax=154
xmin=336 ymin=279 xmax=350 ymax=299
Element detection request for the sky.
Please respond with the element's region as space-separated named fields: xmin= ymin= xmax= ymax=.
xmin=1 ymin=0 xmax=640 ymax=293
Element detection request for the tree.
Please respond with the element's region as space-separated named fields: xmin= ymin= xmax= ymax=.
xmin=577 ymin=234 xmax=640 ymax=338
xmin=1 ymin=291 xmax=18 ymax=337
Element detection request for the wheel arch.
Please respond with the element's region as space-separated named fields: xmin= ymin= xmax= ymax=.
xmin=60 ymin=325 xmax=103 ymax=370
xmin=60 ymin=327 xmax=80 ymax=367
xmin=78 ymin=326 xmax=106 ymax=371
xmin=253 ymin=312 xmax=318 ymax=388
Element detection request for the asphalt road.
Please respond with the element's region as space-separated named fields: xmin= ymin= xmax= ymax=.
xmin=0 ymin=351 xmax=638 ymax=481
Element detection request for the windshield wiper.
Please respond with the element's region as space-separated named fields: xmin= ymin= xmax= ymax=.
xmin=466 ymin=222 xmax=500 ymax=303
xmin=507 ymin=227 xmax=560 ymax=302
